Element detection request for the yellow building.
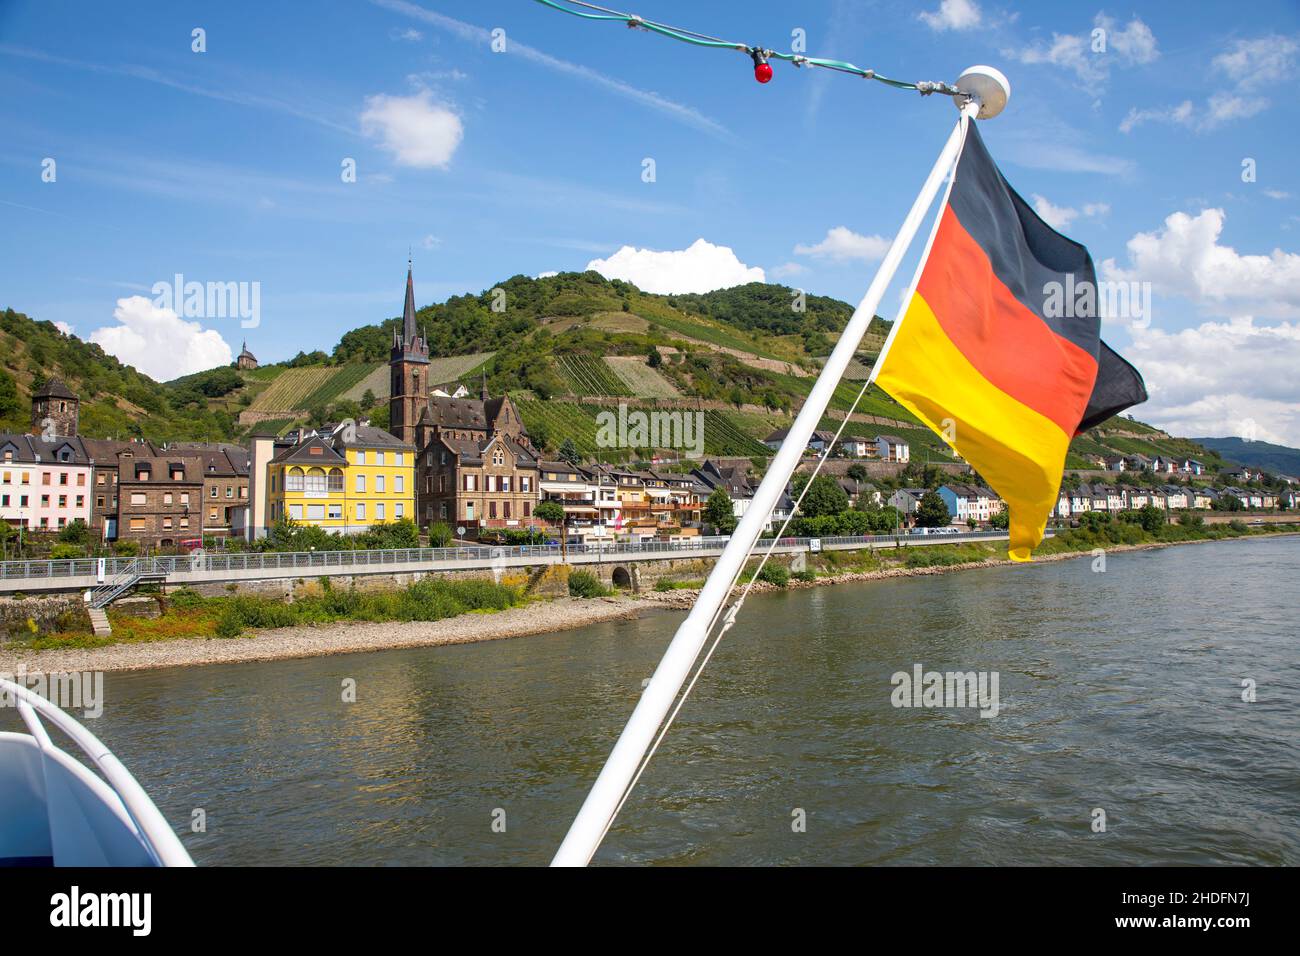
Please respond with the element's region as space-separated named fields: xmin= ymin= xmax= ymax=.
xmin=263 ymin=422 xmax=414 ymax=534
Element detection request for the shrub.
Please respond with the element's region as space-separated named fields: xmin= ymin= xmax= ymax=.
xmin=112 ymin=540 xmax=140 ymax=557
xmin=168 ymin=587 xmax=206 ymax=609
xmin=50 ymin=543 xmax=84 ymax=560
xmin=792 ymin=569 xmax=816 ymax=583
xmin=568 ymin=570 xmax=610 ymax=598
xmin=756 ymin=563 xmax=790 ymax=587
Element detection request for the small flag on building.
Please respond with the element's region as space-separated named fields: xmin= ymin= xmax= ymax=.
xmin=875 ymin=123 xmax=1146 ymax=561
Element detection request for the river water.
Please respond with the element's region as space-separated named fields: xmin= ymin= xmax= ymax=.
xmin=19 ymin=537 xmax=1300 ymax=865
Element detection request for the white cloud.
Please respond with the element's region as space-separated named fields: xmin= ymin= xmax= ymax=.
xmin=1119 ymin=99 xmax=1192 ymax=133
xmin=361 ymin=89 xmax=463 ymax=169
xmin=54 ymin=321 xmax=74 ymax=336
xmin=1009 ymin=14 xmax=1158 ymax=84
xmin=1264 ymin=190 xmax=1292 ymax=201
xmin=918 ymin=0 xmax=981 ymax=32
xmin=585 ymin=239 xmax=764 ymax=294
xmin=1124 ymin=316 xmax=1300 ymax=445
xmin=1013 ymin=32 xmax=1098 ymax=82
xmin=1101 ymin=208 xmax=1300 ymax=318
xmin=391 ymin=27 xmax=423 ymax=42
xmin=794 ymin=226 xmax=891 ymax=262
xmin=536 ymin=270 xmax=559 ymax=279
xmin=90 ymin=296 xmax=232 ymax=380
xmin=420 ymin=234 xmax=442 ymax=249
xmin=770 ymin=261 xmax=808 ymax=279
xmin=1030 ymin=195 xmax=1110 ymax=231
xmin=1102 ymin=15 xmax=1158 ymax=65
xmin=1121 ymin=33 xmax=1293 ymax=133
xmin=1031 ymin=195 xmax=1078 ymax=230
xmin=1212 ymin=34 xmax=1298 ymax=91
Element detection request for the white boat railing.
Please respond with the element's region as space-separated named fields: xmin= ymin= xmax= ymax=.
xmin=2 ymin=677 xmax=194 ymax=867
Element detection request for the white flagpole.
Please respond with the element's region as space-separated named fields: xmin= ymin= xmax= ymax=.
xmin=552 ymin=93 xmax=988 ymax=867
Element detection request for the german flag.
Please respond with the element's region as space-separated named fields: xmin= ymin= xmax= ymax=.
xmin=875 ymin=123 xmax=1146 ymax=561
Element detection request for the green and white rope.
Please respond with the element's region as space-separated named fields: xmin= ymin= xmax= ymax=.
xmin=532 ymin=0 xmax=966 ymax=98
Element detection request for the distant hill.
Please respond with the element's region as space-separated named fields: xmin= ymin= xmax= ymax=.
xmin=1193 ymin=436 xmax=1300 ymax=477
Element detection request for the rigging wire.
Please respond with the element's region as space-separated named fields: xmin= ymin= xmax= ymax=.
xmin=533 ymin=0 xmax=967 ymax=97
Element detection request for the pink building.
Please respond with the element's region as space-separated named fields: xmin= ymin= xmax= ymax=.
xmin=0 ymin=434 xmax=92 ymax=531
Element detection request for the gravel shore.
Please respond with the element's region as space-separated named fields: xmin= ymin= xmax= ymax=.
xmin=0 ymin=596 xmax=650 ymax=674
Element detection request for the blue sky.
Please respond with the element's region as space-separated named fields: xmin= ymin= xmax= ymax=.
xmin=2 ymin=0 xmax=1299 ymax=442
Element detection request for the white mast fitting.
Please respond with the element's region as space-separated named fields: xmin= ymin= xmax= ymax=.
xmin=553 ymin=67 xmax=1010 ymax=867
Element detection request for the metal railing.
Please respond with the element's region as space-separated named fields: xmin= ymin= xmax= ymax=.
xmin=2 ymin=677 xmax=194 ymax=867
xmin=0 ymin=530 xmax=1018 ymax=586
xmin=88 ymin=558 xmax=169 ymax=609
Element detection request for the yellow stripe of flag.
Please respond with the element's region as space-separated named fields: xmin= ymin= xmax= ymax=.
xmin=875 ymin=291 xmax=1070 ymax=561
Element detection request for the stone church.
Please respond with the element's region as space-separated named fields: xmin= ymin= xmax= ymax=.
xmin=388 ymin=263 xmax=541 ymax=531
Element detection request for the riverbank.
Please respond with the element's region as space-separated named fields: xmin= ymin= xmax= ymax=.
xmin=640 ymin=531 xmax=1300 ymax=607
xmin=2 ymin=529 xmax=1295 ymax=674
xmin=0 ymin=595 xmax=644 ymax=673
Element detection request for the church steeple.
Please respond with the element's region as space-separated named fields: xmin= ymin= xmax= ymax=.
xmin=389 ymin=256 xmax=430 ymax=446
xmin=402 ymin=256 xmax=418 ymax=347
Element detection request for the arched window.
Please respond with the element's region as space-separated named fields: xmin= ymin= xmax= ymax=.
xmin=327 ymin=467 xmax=344 ymax=492
xmin=305 ymin=467 xmax=327 ymax=494
xmin=492 ymin=449 xmax=504 ymax=467
xmin=286 ymin=467 xmax=304 ymax=491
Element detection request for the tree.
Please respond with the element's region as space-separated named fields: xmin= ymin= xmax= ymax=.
xmin=989 ymin=510 xmax=1010 ymax=530
xmin=558 ymin=438 xmax=580 ymax=466
xmin=535 ymin=500 xmax=566 ymax=526
xmin=529 ymin=421 xmax=551 ymax=452
xmin=647 ymin=346 xmax=662 ymax=368
xmin=915 ymin=490 xmax=951 ymax=528
xmin=0 ymin=369 xmax=23 ymax=427
xmin=1137 ymin=503 xmax=1165 ymax=533
xmin=704 ymin=487 xmax=736 ymax=534
xmin=427 ymin=521 xmax=453 ymax=547
xmin=57 ymin=519 xmax=90 ymax=546
xmin=846 ymin=463 xmax=868 ymax=484
xmin=800 ymin=474 xmax=849 ymax=518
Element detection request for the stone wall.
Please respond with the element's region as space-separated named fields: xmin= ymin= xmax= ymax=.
xmin=0 ymin=594 xmax=88 ymax=643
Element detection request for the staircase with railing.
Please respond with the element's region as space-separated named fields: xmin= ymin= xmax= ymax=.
xmin=88 ymin=558 xmax=169 ymax=610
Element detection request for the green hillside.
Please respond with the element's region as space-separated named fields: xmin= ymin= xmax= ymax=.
xmin=0 ymin=307 xmax=238 ymax=441
xmin=0 ymin=273 xmax=1256 ymax=482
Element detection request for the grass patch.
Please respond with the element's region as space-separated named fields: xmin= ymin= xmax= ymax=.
xmin=653 ymin=578 xmax=704 ymax=591
xmin=15 ymin=577 xmax=522 ymax=649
